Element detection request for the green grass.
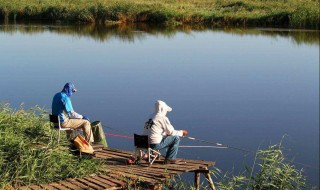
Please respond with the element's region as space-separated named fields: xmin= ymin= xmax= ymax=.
xmin=0 ymin=103 xmax=103 ymax=189
xmin=0 ymin=0 xmax=319 ymax=29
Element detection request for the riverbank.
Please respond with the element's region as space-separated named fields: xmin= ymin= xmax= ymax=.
xmin=0 ymin=0 xmax=319 ymax=29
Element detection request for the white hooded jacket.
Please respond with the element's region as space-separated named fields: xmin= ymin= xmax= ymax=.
xmin=143 ymin=100 xmax=183 ymax=144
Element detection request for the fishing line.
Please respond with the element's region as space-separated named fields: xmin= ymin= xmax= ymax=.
xmin=179 ymin=145 xmax=228 ymax=148
xmin=101 ymin=123 xmax=133 ymax=136
xmin=184 ymin=136 xmax=254 ymax=154
xmin=105 ymin=132 xmax=133 ymax=139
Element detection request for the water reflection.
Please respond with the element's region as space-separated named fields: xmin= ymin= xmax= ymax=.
xmin=0 ymin=22 xmax=319 ymax=45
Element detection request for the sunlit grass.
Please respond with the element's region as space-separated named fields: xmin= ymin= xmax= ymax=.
xmin=0 ymin=0 xmax=318 ymax=29
xmin=0 ymin=103 xmax=103 ymax=189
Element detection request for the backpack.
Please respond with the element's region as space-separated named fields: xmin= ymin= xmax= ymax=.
xmin=73 ymin=134 xmax=94 ymax=154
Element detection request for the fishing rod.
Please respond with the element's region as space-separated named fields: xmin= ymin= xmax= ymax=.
xmin=179 ymin=145 xmax=228 ymax=149
xmin=184 ymin=136 xmax=253 ymax=153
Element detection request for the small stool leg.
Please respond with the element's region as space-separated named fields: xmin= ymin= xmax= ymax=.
xmin=58 ymin=130 xmax=61 ymax=145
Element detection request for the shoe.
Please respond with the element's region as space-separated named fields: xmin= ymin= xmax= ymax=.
xmin=164 ymin=159 xmax=177 ymax=164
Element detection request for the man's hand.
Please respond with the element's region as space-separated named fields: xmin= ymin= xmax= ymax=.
xmin=182 ymin=130 xmax=188 ymax=136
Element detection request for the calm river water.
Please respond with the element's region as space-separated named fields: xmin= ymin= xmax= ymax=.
xmin=0 ymin=23 xmax=319 ymax=187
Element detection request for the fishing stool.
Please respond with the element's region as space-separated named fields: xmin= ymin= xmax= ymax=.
xmin=134 ymin=134 xmax=161 ymax=166
xmin=49 ymin=114 xmax=79 ymax=145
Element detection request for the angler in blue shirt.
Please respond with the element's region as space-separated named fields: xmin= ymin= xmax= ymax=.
xmin=52 ymin=82 xmax=93 ymax=143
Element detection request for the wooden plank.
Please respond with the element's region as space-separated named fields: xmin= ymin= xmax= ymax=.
xmin=102 ymin=149 xmax=134 ymax=157
xmin=75 ymin=178 xmax=102 ymax=189
xmin=98 ymin=174 xmax=127 ymax=187
xmin=58 ymin=181 xmax=83 ymax=190
xmin=138 ymin=163 xmax=197 ymax=172
xmin=95 ymin=150 xmax=132 ymax=159
xmin=49 ymin=182 xmax=68 ymax=190
xmin=108 ymin=167 xmax=167 ymax=182
xmin=91 ymin=175 xmax=119 ymax=187
xmin=94 ymin=154 xmax=110 ymax=159
xmin=17 ymin=187 xmax=29 ymax=190
xmin=28 ymin=185 xmax=43 ymax=190
xmin=65 ymin=179 xmax=90 ymax=189
xmin=94 ymin=152 xmax=125 ymax=159
xmin=94 ymin=152 xmax=113 ymax=158
xmin=190 ymin=169 xmax=210 ymax=173
xmin=110 ymin=165 xmax=171 ymax=177
xmin=103 ymin=148 xmax=133 ymax=155
xmin=174 ymin=162 xmax=206 ymax=169
xmin=100 ymin=169 xmax=157 ymax=184
xmin=92 ymin=144 xmax=105 ymax=149
xmin=137 ymin=164 xmax=185 ymax=173
xmin=83 ymin=176 xmax=111 ymax=189
xmin=179 ymin=158 xmax=214 ymax=166
xmin=109 ymin=165 xmax=170 ymax=178
xmin=39 ymin=184 xmax=58 ymax=190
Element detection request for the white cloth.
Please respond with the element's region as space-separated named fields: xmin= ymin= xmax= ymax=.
xmin=143 ymin=100 xmax=183 ymax=144
xmin=70 ymin=110 xmax=83 ymax=119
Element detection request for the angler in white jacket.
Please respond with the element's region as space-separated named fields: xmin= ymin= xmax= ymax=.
xmin=143 ymin=100 xmax=188 ymax=164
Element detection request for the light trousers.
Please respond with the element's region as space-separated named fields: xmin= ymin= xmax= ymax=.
xmin=61 ymin=119 xmax=94 ymax=143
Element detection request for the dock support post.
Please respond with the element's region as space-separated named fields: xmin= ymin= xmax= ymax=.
xmin=195 ymin=171 xmax=200 ymax=190
xmin=194 ymin=168 xmax=216 ymax=190
xmin=204 ymin=167 xmax=216 ymax=190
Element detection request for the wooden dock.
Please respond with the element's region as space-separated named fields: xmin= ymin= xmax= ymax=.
xmin=19 ymin=147 xmax=216 ymax=190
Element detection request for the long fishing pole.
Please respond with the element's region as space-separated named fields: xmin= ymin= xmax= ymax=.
xmin=179 ymin=145 xmax=228 ymax=149
xmin=184 ymin=136 xmax=253 ymax=153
